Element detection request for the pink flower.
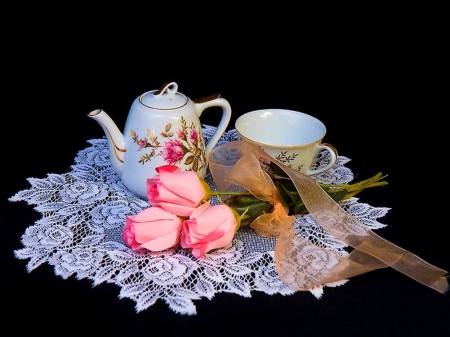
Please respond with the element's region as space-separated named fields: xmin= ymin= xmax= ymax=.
xmin=122 ymin=207 xmax=183 ymax=251
xmin=138 ymin=139 xmax=146 ymax=148
xmin=180 ymin=201 xmax=238 ymax=258
xmin=177 ymin=130 xmax=185 ymax=139
xmin=189 ymin=129 xmax=198 ymax=143
xmin=146 ymin=165 xmax=208 ymax=217
xmin=162 ymin=139 xmax=184 ymax=164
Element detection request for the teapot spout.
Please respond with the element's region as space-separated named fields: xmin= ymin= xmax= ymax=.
xmin=88 ymin=109 xmax=126 ymax=176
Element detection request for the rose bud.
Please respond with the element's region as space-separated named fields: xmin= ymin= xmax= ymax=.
xmin=180 ymin=201 xmax=238 ymax=258
xmin=146 ymin=165 xmax=212 ymax=217
xmin=122 ymin=206 xmax=183 ymax=252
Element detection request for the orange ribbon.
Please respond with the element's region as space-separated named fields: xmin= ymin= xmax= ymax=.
xmin=209 ymin=141 xmax=449 ymax=293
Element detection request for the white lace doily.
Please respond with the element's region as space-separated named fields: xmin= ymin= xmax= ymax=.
xmin=10 ymin=126 xmax=390 ymax=315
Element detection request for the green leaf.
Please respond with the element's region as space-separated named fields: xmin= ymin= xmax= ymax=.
xmin=275 ymin=181 xmax=295 ymax=208
xmin=293 ymin=201 xmax=307 ymax=214
xmin=224 ymin=195 xmax=273 ymax=218
xmin=329 ymin=189 xmax=348 ymax=203
xmin=268 ymin=162 xmax=289 ymax=178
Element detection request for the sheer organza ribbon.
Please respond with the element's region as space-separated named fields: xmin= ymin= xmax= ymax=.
xmin=208 ymin=141 xmax=449 ymax=293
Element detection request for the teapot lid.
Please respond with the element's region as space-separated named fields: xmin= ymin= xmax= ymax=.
xmin=140 ymin=82 xmax=188 ymax=109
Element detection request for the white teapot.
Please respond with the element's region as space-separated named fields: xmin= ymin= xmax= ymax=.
xmin=88 ymin=82 xmax=232 ymax=198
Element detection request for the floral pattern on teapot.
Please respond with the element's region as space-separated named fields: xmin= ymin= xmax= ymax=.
xmin=130 ymin=116 xmax=206 ymax=173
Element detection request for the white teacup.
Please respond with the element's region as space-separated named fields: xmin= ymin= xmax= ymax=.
xmin=235 ymin=109 xmax=337 ymax=175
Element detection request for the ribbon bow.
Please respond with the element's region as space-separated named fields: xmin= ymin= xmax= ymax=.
xmin=209 ymin=140 xmax=449 ymax=293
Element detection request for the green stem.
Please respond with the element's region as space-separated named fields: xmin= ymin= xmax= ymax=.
xmin=210 ymin=173 xmax=388 ymax=200
xmin=319 ymin=173 xmax=388 ymax=192
xmin=210 ymin=191 xmax=253 ymax=196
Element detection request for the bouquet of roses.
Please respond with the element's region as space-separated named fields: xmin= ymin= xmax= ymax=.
xmin=122 ymin=163 xmax=387 ymax=258
xmin=120 ymin=139 xmax=450 ymax=294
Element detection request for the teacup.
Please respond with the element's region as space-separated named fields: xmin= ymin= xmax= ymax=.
xmin=235 ymin=109 xmax=337 ymax=175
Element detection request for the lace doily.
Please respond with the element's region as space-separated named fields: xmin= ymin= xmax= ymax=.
xmin=10 ymin=126 xmax=390 ymax=315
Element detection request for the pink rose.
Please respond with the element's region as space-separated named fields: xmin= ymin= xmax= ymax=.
xmin=138 ymin=139 xmax=146 ymax=148
xmin=146 ymin=165 xmax=208 ymax=217
xmin=162 ymin=139 xmax=184 ymax=164
xmin=189 ymin=129 xmax=198 ymax=143
xmin=181 ymin=202 xmax=238 ymax=258
xmin=122 ymin=206 xmax=183 ymax=251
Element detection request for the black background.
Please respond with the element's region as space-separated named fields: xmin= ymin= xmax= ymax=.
xmin=2 ymin=4 xmax=449 ymax=337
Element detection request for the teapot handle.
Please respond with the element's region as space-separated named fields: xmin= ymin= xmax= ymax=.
xmin=194 ymin=95 xmax=232 ymax=162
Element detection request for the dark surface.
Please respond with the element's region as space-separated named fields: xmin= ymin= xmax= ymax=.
xmin=2 ymin=6 xmax=449 ymax=337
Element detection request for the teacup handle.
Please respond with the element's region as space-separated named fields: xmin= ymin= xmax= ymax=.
xmin=194 ymin=95 xmax=232 ymax=162
xmin=305 ymin=142 xmax=338 ymax=175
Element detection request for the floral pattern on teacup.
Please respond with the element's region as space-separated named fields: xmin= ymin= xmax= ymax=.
xmin=275 ymin=151 xmax=304 ymax=171
xmin=130 ymin=116 xmax=206 ymax=173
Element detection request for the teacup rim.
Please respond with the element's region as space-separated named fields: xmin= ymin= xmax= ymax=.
xmin=236 ymin=130 xmax=324 ymax=149
xmin=236 ymin=108 xmax=325 ymax=122
xmin=235 ymin=108 xmax=327 ymax=147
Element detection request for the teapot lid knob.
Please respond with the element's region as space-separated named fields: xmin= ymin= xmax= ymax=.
xmin=155 ymin=81 xmax=178 ymax=96
xmin=140 ymin=81 xmax=187 ymax=109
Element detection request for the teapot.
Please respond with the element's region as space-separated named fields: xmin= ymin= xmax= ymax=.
xmin=88 ymin=81 xmax=232 ymax=198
